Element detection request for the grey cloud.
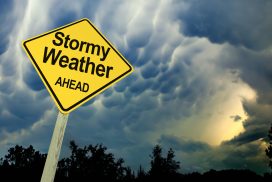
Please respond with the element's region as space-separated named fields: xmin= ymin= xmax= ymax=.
xmin=219 ymin=46 xmax=272 ymax=145
xmin=3 ymin=109 xmax=58 ymax=153
xmin=179 ymin=0 xmax=272 ymax=50
xmin=224 ymin=128 xmax=265 ymax=146
xmin=0 ymin=77 xmax=14 ymax=94
xmin=216 ymin=141 xmax=268 ymax=174
xmin=113 ymin=74 xmax=137 ymax=93
xmin=102 ymin=93 xmax=127 ymax=108
xmin=1 ymin=0 xmax=271 ymax=175
xmin=126 ymin=9 xmax=154 ymax=49
xmin=141 ymin=62 xmax=160 ymax=79
xmin=230 ymin=115 xmax=242 ymax=122
xmin=0 ymin=1 xmax=40 ymax=135
xmin=159 ymin=135 xmax=211 ymax=153
xmin=0 ymin=0 xmax=15 ymax=55
xmin=1 ymin=56 xmax=17 ymax=77
xmin=1 ymin=89 xmax=52 ymax=132
xmin=23 ymin=65 xmax=44 ymax=91
xmin=157 ymin=135 xmax=268 ymax=174
xmin=49 ymin=1 xmax=84 ymax=29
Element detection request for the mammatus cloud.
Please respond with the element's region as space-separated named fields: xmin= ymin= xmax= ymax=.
xmin=180 ymin=0 xmax=272 ymax=50
xmin=0 ymin=0 xmax=271 ymax=174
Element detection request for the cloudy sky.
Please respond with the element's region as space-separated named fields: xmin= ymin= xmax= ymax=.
xmin=1 ymin=0 xmax=272 ymax=174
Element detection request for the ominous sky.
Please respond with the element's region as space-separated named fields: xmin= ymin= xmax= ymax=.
xmin=0 ymin=0 xmax=272 ymax=174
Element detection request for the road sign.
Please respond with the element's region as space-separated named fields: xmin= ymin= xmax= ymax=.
xmin=22 ymin=18 xmax=133 ymax=113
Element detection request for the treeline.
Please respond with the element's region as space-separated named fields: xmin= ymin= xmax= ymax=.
xmin=0 ymin=141 xmax=271 ymax=181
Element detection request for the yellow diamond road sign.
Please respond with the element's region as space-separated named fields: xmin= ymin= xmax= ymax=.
xmin=22 ymin=18 xmax=133 ymax=114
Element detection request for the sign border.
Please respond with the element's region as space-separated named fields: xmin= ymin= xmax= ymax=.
xmin=22 ymin=18 xmax=133 ymax=113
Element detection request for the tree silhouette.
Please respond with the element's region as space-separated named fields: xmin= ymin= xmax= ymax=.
xmin=0 ymin=141 xmax=271 ymax=181
xmin=149 ymin=145 xmax=164 ymax=176
xmin=0 ymin=145 xmax=46 ymax=182
xmin=137 ymin=165 xmax=146 ymax=181
xmin=266 ymin=124 xmax=272 ymax=170
xmin=56 ymin=140 xmax=129 ymax=181
xmin=166 ymin=148 xmax=180 ymax=175
xmin=123 ymin=167 xmax=135 ymax=182
xmin=3 ymin=145 xmax=46 ymax=168
xmin=149 ymin=145 xmax=180 ymax=180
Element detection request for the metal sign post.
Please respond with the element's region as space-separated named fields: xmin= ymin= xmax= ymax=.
xmin=40 ymin=112 xmax=69 ymax=182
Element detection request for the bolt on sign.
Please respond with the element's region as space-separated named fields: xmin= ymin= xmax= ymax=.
xmin=23 ymin=18 xmax=133 ymax=113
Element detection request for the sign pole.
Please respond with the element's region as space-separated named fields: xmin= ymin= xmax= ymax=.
xmin=40 ymin=112 xmax=69 ymax=182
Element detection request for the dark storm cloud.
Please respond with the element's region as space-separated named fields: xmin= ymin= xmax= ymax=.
xmin=210 ymin=141 xmax=268 ymax=174
xmin=23 ymin=65 xmax=44 ymax=91
xmin=126 ymin=20 xmax=153 ymax=49
xmin=159 ymin=135 xmax=211 ymax=153
xmin=102 ymin=93 xmax=127 ymax=108
xmin=158 ymin=135 xmax=268 ymax=174
xmin=176 ymin=0 xmax=272 ymax=148
xmin=141 ymin=62 xmax=160 ymax=79
xmin=221 ymin=48 xmax=272 ymax=103
xmin=230 ymin=115 xmax=242 ymax=122
xmin=0 ymin=0 xmax=14 ymax=55
xmin=49 ymin=1 xmax=82 ymax=29
xmin=224 ymin=104 xmax=271 ymax=146
xmin=114 ymin=74 xmax=137 ymax=93
xmin=0 ymin=0 xmax=52 ymax=133
xmin=179 ymin=0 xmax=272 ymax=50
xmin=158 ymin=135 xmax=269 ymax=174
xmin=0 ymin=77 xmax=14 ymax=94
xmin=1 ymin=0 xmax=271 ymax=175
xmin=219 ymin=47 xmax=272 ymax=145
xmin=0 ymin=88 xmax=52 ymax=132
xmin=225 ymin=131 xmax=265 ymax=146
xmin=1 ymin=56 xmax=17 ymax=77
